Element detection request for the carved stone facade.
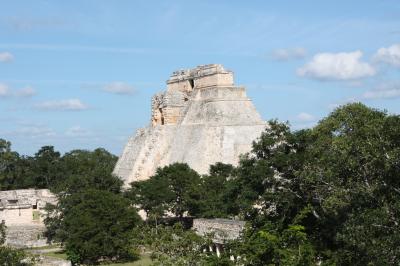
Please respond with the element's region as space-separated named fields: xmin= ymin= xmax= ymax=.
xmin=0 ymin=189 xmax=57 ymax=226
xmin=0 ymin=189 xmax=57 ymax=247
xmin=114 ymin=64 xmax=266 ymax=187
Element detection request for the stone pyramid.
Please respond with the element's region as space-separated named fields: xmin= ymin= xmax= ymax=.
xmin=113 ymin=64 xmax=266 ymax=188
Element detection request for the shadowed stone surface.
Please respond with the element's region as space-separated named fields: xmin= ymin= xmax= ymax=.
xmin=114 ymin=64 xmax=266 ymax=188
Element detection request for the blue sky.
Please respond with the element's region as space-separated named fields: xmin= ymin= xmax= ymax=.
xmin=1 ymin=0 xmax=399 ymax=155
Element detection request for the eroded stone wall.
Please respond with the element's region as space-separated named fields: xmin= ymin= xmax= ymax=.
xmin=192 ymin=218 xmax=245 ymax=244
xmin=0 ymin=189 xmax=57 ymax=248
xmin=0 ymin=189 xmax=57 ymax=226
xmin=5 ymin=225 xmax=47 ymax=248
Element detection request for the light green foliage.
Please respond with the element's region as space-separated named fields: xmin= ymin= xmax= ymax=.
xmin=231 ymin=223 xmax=315 ymax=266
xmin=133 ymin=223 xmax=232 ymax=266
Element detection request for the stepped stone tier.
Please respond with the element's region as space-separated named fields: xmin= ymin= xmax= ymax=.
xmin=114 ymin=64 xmax=266 ymax=188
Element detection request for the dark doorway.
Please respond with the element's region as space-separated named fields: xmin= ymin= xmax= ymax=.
xmin=188 ymin=79 xmax=194 ymax=90
xmin=159 ymin=108 xmax=165 ymax=125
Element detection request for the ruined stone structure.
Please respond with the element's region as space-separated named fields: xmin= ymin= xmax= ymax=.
xmin=192 ymin=218 xmax=245 ymax=258
xmin=0 ymin=189 xmax=57 ymax=226
xmin=114 ymin=64 xmax=266 ymax=188
xmin=193 ymin=218 xmax=245 ymax=244
xmin=0 ymin=189 xmax=57 ymax=247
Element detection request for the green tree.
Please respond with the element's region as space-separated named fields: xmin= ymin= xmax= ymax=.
xmin=53 ymin=148 xmax=121 ymax=194
xmin=230 ymin=103 xmax=400 ymax=265
xmin=303 ymin=103 xmax=400 ymax=264
xmin=44 ymin=148 xmax=122 ymax=243
xmin=30 ymin=146 xmax=62 ymax=188
xmin=127 ymin=173 xmax=174 ymax=225
xmin=61 ymin=189 xmax=141 ymax=265
xmin=231 ymin=223 xmax=315 ymax=266
xmin=196 ymin=163 xmax=235 ymax=218
xmin=129 ymin=163 xmax=201 ymax=218
xmin=0 ymin=139 xmax=22 ymax=190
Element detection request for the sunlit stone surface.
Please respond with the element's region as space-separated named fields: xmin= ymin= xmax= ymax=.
xmin=113 ymin=64 xmax=266 ymax=188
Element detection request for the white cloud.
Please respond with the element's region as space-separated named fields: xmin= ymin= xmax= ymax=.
xmin=0 ymin=83 xmax=36 ymax=98
xmin=0 ymin=52 xmax=14 ymax=62
xmin=15 ymin=86 xmax=36 ymax=98
xmin=65 ymin=126 xmax=91 ymax=137
xmin=362 ymin=82 xmax=400 ymax=100
xmin=374 ymin=43 xmax=400 ymax=67
xmin=0 ymin=83 xmax=10 ymax=97
xmin=34 ymin=99 xmax=88 ymax=111
xmin=296 ymin=112 xmax=315 ymax=122
xmin=11 ymin=126 xmax=56 ymax=138
xmin=297 ymin=51 xmax=376 ymax=80
xmin=103 ymin=82 xmax=136 ymax=95
xmin=271 ymin=47 xmax=307 ymax=61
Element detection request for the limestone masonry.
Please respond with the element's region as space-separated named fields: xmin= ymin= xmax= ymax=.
xmin=0 ymin=189 xmax=57 ymax=247
xmin=114 ymin=64 xmax=266 ymax=188
xmin=0 ymin=189 xmax=57 ymax=226
xmin=193 ymin=218 xmax=245 ymax=244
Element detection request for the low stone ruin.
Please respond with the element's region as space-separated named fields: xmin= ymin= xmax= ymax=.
xmin=0 ymin=189 xmax=57 ymax=247
xmin=192 ymin=218 xmax=245 ymax=244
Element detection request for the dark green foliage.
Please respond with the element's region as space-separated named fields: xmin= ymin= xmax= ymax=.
xmin=30 ymin=146 xmax=62 ymax=188
xmin=0 ymin=139 xmax=23 ymax=190
xmin=128 ymin=163 xmax=201 ymax=218
xmin=196 ymin=163 xmax=235 ymax=218
xmin=0 ymin=145 xmax=120 ymax=192
xmin=61 ymin=189 xmax=141 ymax=265
xmin=3 ymin=102 xmax=400 ymax=265
xmin=128 ymin=162 xmax=236 ymax=219
xmin=230 ymin=103 xmax=400 ymax=265
xmin=52 ymin=148 xmax=121 ymax=194
xmin=0 ymin=145 xmax=63 ymax=190
xmin=127 ymin=170 xmax=174 ymax=223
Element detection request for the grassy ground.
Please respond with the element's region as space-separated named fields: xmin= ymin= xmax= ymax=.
xmin=44 ymin=250 xmax=68 ymax=260
xmin=25 ymin=244 xmax=61 ymax=250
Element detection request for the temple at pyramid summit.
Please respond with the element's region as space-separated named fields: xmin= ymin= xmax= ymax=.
xmin=113 ymin=64 xmax=267 ymax=188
